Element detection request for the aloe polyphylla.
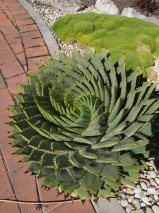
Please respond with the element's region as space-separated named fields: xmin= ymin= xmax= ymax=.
xmin=9 ymin=48 xmax=159 ymax=200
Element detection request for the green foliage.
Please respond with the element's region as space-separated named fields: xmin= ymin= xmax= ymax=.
xmin=52 ymin=13 xmax=159 ymax=75
xmin=9 ymin=48 xmax=159 ymax=199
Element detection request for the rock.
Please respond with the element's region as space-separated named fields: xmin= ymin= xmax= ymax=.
xmin=50 ymin=0 xmax=84 ymax=12
xmin=121 ymin=7 xmax=146 ymax=19
xmin=149 ymin=171 xmax=157 ymax=178
xmin=147 ymin=186 xmax=156 ymax=194
xmin=141 ymin=202 xmax=146 ymax=207
xmin=155 ymin=177 xmax=159 ymax=185
xmin=140 ymin=179 xmax=151 ymax=187
xmin=149 ymin=160 xmax=155 ymax=168
xmin=127 ymin=188 xmax=134 ymax=195
xmin=150 ymin=178 xmax=158 ymax=187
xmin=126 ymin=204 xmax=132 ymax=213
xmin=95 ymin=0 xmax=119 ymax=15
xmin=152 ymin=205 xmax=159 ymax=213
xmin=133 ymin=199 xmax=140 ymax=205
xmin=139 ymin=191 xmax=147 ymax=198
xmin=138 ymin=209 xmax=144 ymax=213
xmin=146 ymin=207 xmax=153 ymax=213
xmin=128 ymin=196 xmax=134 ymax=203
xmin=154 ymin=194 xmax=159 ymax=201
xmin=134 ymin=193 xmax=140 ymax=199
xmin=140 ymin=181 xmax=147 ymax=190
xmin=141 ymin=196 xmax=149 ymax=204
xmin=121 ymin=193 xmax=126 ymax=199
xmin=134 ymin=185 xmax=142 ymax=194
xmin=120 ymin=199 xmax=128 ymax=207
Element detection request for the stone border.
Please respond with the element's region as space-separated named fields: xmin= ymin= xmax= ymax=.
xmin=91 ymin=198 xmax=126 ymax=213
xmin=18 ymin=0 xmax=59 ymax=58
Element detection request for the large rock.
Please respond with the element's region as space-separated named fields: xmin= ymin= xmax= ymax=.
xmin=121 ymin=7 xmax=146 ymax=19
xmin=50 ymin=0 xmax=84 ymax=12
xmin=95 ymin=0 xmax=119 ymax=14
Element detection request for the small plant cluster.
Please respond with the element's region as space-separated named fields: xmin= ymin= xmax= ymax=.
xmin=9 ymin=48 xmax=159 ymax=199
xmin=52 ymin=13 xmax=159 ymax=78
xmin=133 ymin=0 xmax=159 ymax=15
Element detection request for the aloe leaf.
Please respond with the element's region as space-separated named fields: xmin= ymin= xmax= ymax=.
xmin=43 ymin=174 xmax=57 ymax=188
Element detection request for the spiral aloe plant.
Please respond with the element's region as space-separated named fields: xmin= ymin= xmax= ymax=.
xmin=9 ymin=48 xmax=159 ymax=200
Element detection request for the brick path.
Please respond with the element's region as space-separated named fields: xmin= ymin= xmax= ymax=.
xmin=0 ymin=0 xmax=96 ymax=212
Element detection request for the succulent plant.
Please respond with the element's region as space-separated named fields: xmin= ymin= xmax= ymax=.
xmin=9 ymin=48 xmax=159 ymax=200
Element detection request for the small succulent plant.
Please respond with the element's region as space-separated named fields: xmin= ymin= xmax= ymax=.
xmin=9 ymin=48 xmax=159 ymax=200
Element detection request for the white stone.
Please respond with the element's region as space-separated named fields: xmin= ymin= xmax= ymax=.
xmin=147 ymin=186 xmax=156 ymax=194
xmin=146 ymin=207 xmax=153 ymax=213
xmin=120 ymin=199 xmax=128 ymax=207
xmin=150 ymin=178 xmax=158 ymax=187
xmin=95 ymin=0 xmax=119 ymax=15
xmin=152 ymin=205 xmax=159 ymax=213
xmin=154 ymin=194 xmax=159 ymax=201
xmin=140 ymin=181 xmax=147 ymax=190
xmin=141 ymin=202 xmax=146 ymax=207
xmin=149 ymin=171 xmax=157 ymax=178
xmin=121 ymin=193 xmax=126 ymax=199
xmin=134 ymin=185 xmax=142 ymax=194
xmin=125 ymin=204 xmax=132 ymax=213
xmin=134 ymin=193 xmax=140 ymax=199
xmin=133 ymin=199 xmax=140 ymax=205
xmin=141 ymin=196 xmax=149 ymax=204
xmin=155 ymin=177 xmax=159 ymax=185
xmin=121 ymin=7 xmax=146 ymax=19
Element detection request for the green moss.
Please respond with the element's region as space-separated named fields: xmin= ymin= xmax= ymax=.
xmin=135 ymin=34 xmax=157 ymax=52
xmin=136 ymin=46 xmax=154 ymax=67
xmin=52 ymin=13 xmax=159 ymax=73
xmin=101 ymin=21 xmax=116 ymax=30
xmin=78 ymin=34 xmax=92 ymax=46
xmin=73 ymin=21 xmax=95 ymax=35
xmin=146 ymin=67 xmax=157 ymax=81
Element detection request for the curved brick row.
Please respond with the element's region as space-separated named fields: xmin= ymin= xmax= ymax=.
xmin=0 ymin=0 xmax=95 ymax=212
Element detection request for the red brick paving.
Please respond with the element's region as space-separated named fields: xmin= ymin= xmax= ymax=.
xmin=0 ymin=0 xmax=95 ymax=212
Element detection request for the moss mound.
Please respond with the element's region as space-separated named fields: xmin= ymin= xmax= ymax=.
xmin=52 ymin=13 xmax=159 ymax=74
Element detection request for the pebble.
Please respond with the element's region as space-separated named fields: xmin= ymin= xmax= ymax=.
xmin=138 ymin=209 xmax=144 ymax=213
xmin=140 ymin=179 xmax=151 ymax=187
xmin=134 ymin=193 xmax=140 ymax=199
xmin=152 ymin=205 xmax=159 ymax=213
xmin=120 ymin=199 xmax=128 ymax=207
xmin=147 ymin=186 xmax=156 ymax=194
xmin=134 ymin=185 xmax=142 ymax=194
xmin=127 ymin=188 xmax=134 ymax=195
xmin=154 ymin=177 xmax=159 ymax=185
xmin=140 ymin=182 xmax=147 ymax=190
xmin=141 ymin=196 xmax=149 ymax=204
xmin=154 ymin=194 xmax=159 ymax=201
xmin=149 ymin=178 xmax=158 ymax=187
xmin=146 ymin=207 xmax=153 ymax=213
xmin=126 ymin=204 xmax=132 ymax=213
xmin=149 ymin=171 xmax=157 ymax=178
xmin=128 ymin=196 xmax=134 ymax=203
xmin=141 ymin=202 xmax=146 ymax=207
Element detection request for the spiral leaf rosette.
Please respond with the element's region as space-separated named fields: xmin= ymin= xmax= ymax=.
xmin=10 ymin=48 xmax=159 ymax=199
